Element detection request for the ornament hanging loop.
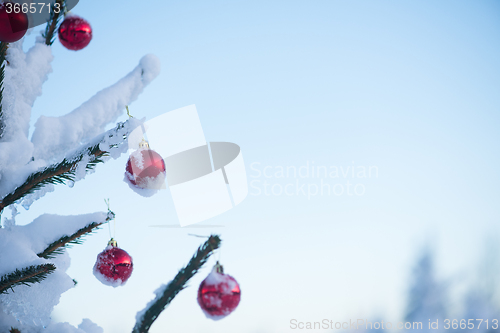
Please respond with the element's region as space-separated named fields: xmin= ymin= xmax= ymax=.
xmin=104 ymin=198 xmax=115 ymax=221
xmin=214 ymin=261 xmax=224 ymax=274
xmin=208 ymin=239 xmax=222 ymax=264
xmin=126 ymin=105 xmax=151 ymax=149
xmin=104 ymin=198 xmax=116 ymax=240
xmin=138 ymin=138 xmax=150 ymax=149
xmin=108 ymin=238 xmax=118 ymax=247
xmin=126 ymin=105 xmax=133 ymax=118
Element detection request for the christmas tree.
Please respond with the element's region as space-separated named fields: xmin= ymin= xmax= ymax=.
xmin=0 ymin=1 xmax=237 ymax=332
xmin=404 ymin=247 xmax=448 ymax=333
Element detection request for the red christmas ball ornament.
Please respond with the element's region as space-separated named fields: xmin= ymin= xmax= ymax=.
xmin=58 ymin=15 xmax=92 ymax=50
xmin=197 ymin=262 xmax=241 ymax=320
xmin=0 ymin=3 xmax=29 ymax=43
xmin=125 ymin=140 xmax=166 ymax=190
xmin=93 ymin=238 xmax=133 ymax=287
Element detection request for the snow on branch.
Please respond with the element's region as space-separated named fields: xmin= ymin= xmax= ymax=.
xmin=0 ymin=37 xmax=54 ymax=174
xmin=0 ymin=212 xmax=110 ymax=296
xmin=133 ymin=235 xmax=222 ymax=333
xmin=0 ymin=38 xmax=53 ymax=142
xmin=31 ymin=54 xmax=160 ymax=162
xmin=37 ymin=211 xmax=115 ymax=259
xmin=0 ymin=117 xmax=143 ymax=214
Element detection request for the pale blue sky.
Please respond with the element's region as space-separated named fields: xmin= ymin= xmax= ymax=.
xmin=16 ymin=1 xmax=500 ymax=332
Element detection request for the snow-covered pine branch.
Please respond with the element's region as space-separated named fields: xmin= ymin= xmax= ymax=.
xmin=0 ymin=263 xmax=56 ymax=295
xmin=0 ymin=0 xmax=64 ymax=139
xmin=0 ymin=37 xmax=53 ymax=171
xmin=0 ymin=117 xmax=144 ymax=214
xmin=0 ymin=212 xmax=111 ymax=282
xmin=133 ymin=235 xmax=222 ymax=333
xmin=37 ymin=209 xmax=115 ymax=259
xmin=0 ymin=5 xmax=168 ymax=332
xmin=0 ymin=212 xmax=111 ymax=329
xmin=0 ymin=31 xmax=160 ymax=214
xmin=31 ymin=54 xmax=160 ymax=163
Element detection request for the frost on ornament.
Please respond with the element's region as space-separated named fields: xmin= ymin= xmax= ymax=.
xmin=124 ymin=145 xmax=166 ymax=197
xmin=197 ymin=262 xmax=241 ymax=320
xmin=93 ymin=241 xmax=133 ymax=287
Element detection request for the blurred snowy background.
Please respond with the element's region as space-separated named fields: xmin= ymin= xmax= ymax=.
xmin=2 ymin=0 xmax=499 ymax=332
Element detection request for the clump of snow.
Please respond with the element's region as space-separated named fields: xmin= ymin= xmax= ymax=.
xmin=20 ymin=184 xmax=55 ymax=210
xmin=139 ymin=173 xmax=166 ymax=190
xmin=132 ymin=149 xmax=145 ymax=170
xmin=7 ymin=317 xmax=105 ymax=333
xmin=202 ymin=311 xmax=227 ymax=321
xmin=0 ymin=138 xmax=35 ymax=177
xmin=126 ymin=120 xmax=149 ymax=150
xmin=42 ymin=319 xmax=103 ymax=333
xmin=73 ymin=154 xmax=91 ymax=182
xmin=203 ymin=267 xmax=238 ymax=290
xmin=0 ymin=153 xmax=47 ymax=202
xmin=135 ymin=281 xmax=169 ymax=326
xmin=0 ymin=250 xmax=74 ymax=327
xmin=31 ymin=55 xmax=161 ymax=163
xmin=139 ymin=54 xmax=161 ymax=85
xmin=0 ymin=38 xmax=53 ymax=142
xmin=123 ymin=171 xmax=167 ymax=197
xmin=0 ymin=37 xmax=53 ymax=187
xmin=92 ymin=265 xmax=126 ymax=288
xmin=0 ymin=212 xmax=108 ymax=328
xmin=78 ymin=318 xmax=104 ymax=333
xmin=98 ymin=117 xmax=145 ymax=160
xmin=2 ymin=205 xmax=19 ymax=229
xmin=123 ymin=173 xmax=161 ymax=197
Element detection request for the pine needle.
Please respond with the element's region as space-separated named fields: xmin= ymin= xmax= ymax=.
xmin=132 ymin=235 xmax=222 ymax=333
xmin=0 ymin=264 xmax=56 ymax=295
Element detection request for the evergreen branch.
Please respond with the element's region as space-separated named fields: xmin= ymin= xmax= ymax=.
xmin=0 ymin=121 xmax=129 ymax=214
xmin=43 ymin=0 xmax=66 ymax=46
xmin=37 ymin=214 xmax=113 ymax=259
xmin=132 ymin=235 xmax=222 ymax=333
xmin=10 ymin=328 xmax=21 ymax=333
xmin=0 ymin=263 xmax=56 ymax=294
xmin=0 ymin=144 xmax=105 ymax=212
xmin=0 ymin=41 xmax=8 ymax=139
